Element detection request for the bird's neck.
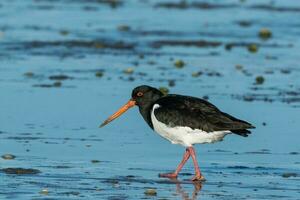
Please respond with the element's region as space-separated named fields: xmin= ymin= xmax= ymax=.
xmin=139 ymin=102 xmax=155 ymax=129
xmin=138 ymin=93 xmax=163 ymax=129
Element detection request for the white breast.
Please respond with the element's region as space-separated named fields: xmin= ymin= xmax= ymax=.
xmin=151 ymin=104 xmax=230 ymax=147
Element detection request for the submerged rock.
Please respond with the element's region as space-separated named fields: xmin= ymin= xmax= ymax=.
xmin=192 ymin=71 xmax=203 ymax=77
xmin=243 ymin=95 xmax=254 ymax=102
xmin=117 ymin=25 xmax=131 ymax=32
xmin=20 ymin=40 xmax=135 ymax=50
xmin=33 ymin=81 xmax=62 ymax=88
xmin=49 ymin=74 xmax=71 ymax=80
xmin=1 ymin=168 xmax=41 ymax=175
xmin=235 ymin=65 xmax=243 ymax=70
xmin=24 ymin=72 xmax=35 ymax=77
xmin=155 ymin=1 xmax=237 ymax=10
xmin=123 ymin=67 xmax=134 ymax=74
xmin=236 ymin=20 xmax=252 ymax=27
xmin=144 ymin=188 xmax=157 ymax=196
xmin=59 ymin=30 xmax=69 ymax=36
xmin=282 ymin=172 xmax=298 ymax=178
xmin=255 ymin=76 xmax=265 ymax=85
xmin=174 ymin=59 xmax=185 ymax=68
xmin=247 ymin=44 xmax=258 ymax=53
xmin=61 ymin=191 xmax=80 ymax=196
xmin=207 ymin=71 xmax=222 ymax=77
xmin=53 ymin=81 xmax=62 ymax=87
xmin=1 ymin=154 xmax=16 ymax=160
xmin=39 ymin=189 xmax=49 ymax=195
xmin=168 ymin=80 xmax=176 ymax=87
xmin=280 ymin=69 xmax=291 ymax=74
xmin=95 ymin=71 xmax=104 ymax=77
xmin=259 ymin=28 xmax=272 ymax=39
xmin=225 ymin=43 xmax=233 ymax=51
xmin=153 ymin=40 xmax=221 ymax=48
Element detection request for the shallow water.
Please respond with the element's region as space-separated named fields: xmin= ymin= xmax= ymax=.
xmin=1 ymin=0 xmax=300 ymax=199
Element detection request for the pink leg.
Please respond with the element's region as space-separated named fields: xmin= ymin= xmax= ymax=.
xmin=159 ymin=149 xmax=190 ymax=179
xmin=187 ymin=146 xmax=206 ymax=181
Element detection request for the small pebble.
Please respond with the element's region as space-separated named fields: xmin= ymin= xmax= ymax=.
xmin=243 ymin=95 xmax=254 ymax=102
xmin=280 ymin=69 xmax=291 ymax=74
xmin=225 ymin=44 xmax=233 ymax=51
xmin=94 ymin=42 xmax=105 ymax=48
xmin=139 ymin=54 xmax=144 ymax=59
xmin=255 ymin=76 xmax=265 ymax=85
xmin=95 ymin=71 xmax=104 ymax=77
xmin=174 ymin=60 xmax=185 ymax=68
xmin=59 ymin=30 xmax=69 ymax=36
xmin=132 ymin=61 xmax=139 ymax=66
xmin=24 ymin=72 xmax=35 ymax=77
xmin=147 ymin=60 xmax=156 ymax=65
xmin=123 ymin=68 xmax=134 ymax=74
xmin=264 ymin=70 xmax=274 ymax=74
xmin=235 ymin=65 xmax=243 ymax=70
xmin=237 ymin=20 xmax=251 ymax=27
xmin=248 ymin=44 xmax=258 ymax=53
xmin=144 ymin=188 xmax=157 ymax=196
xmin=117 ymin=25 xmax=131 ymax=32
xmin=53 ymin=81 xmax=62 ymax=87
xmin=128 ymin=76 xmax=135 ymax=82
xmin=1 ymin=154 xmax=16 ymax=160
xmin=40 ymin=189 xmax=49 ymax=195
xmin=168 ymin=80 xmax=175 ymax=87
xmin=192 ymin=71 xmax=202 ymax=77
xmin=207 ymin=71 xmax=222 ymax=77
xmin=259 ymin=28 xmax=272 ymax=40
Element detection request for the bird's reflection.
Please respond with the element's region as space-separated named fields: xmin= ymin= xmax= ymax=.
xmin=170 ymin=179 xmax=203 ymax=200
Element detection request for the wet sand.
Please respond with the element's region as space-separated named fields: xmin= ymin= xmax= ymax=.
xmin=0 ymin=0 xmax=300 ymax=199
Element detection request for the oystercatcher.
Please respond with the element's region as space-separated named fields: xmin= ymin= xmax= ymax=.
xmin=100 ymin=85 xmax=255 ymax=181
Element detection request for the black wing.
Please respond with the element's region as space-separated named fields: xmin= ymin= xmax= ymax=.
xmin=153 ymin=95 xmax=255 ymax=137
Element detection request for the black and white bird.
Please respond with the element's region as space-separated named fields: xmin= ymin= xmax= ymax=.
xmin=100 ymin=85 xmax=255 ymax=181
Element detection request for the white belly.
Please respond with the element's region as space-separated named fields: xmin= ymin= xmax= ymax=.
xmin=151 ymin=104 xmax=230 ymax=147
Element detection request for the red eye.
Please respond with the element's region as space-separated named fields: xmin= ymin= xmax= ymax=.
xmin=137 ymin=92 xmax=143 ymax=97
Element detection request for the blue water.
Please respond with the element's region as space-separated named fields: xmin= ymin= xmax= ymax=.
xmin=1 ymin=0 xmax=300 ymax=199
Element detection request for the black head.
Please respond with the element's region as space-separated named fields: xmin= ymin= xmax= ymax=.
xmin=131 ymin=85 xmax=163 ymax=107
xmin=99 ymin=85 xmax=163 ymax=128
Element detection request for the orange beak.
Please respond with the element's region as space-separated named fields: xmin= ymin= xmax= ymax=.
xmin=99 ymin=99 xmax=136 ymax=128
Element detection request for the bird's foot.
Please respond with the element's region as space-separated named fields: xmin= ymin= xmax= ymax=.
xmin=159 ymin=173 xmax=178 ymax=179
xmin=191 ymin=174 xmax=206 ymax=182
